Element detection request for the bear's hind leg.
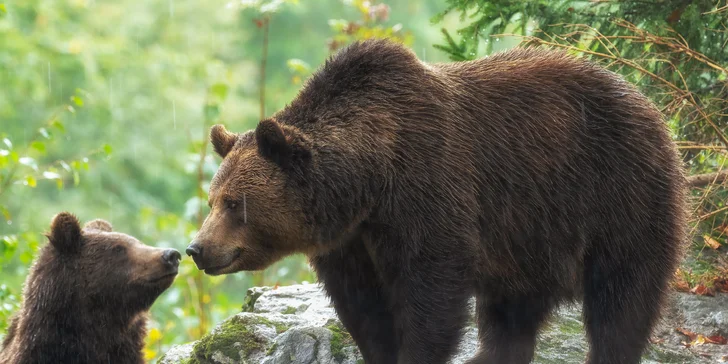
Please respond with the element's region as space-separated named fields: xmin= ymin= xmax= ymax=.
xmin=582 ymin=252 xmax=670 ymax=364
xmin=310 ymin=239 xmax=398 ymax=364
xmin=466 ymin=291 xmax=557 ymax=364
xmin=583 ymin=214 xmax=680 ymax=364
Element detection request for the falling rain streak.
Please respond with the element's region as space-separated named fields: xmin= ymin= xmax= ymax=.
xmin=243 ymin=193 xmax=247 ymax=224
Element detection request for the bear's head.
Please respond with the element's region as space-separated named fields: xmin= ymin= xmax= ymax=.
xmin=186 ymin=121 xmax=317 ymax=275
xmin=43 ymin=212 xmax=181 ymax=312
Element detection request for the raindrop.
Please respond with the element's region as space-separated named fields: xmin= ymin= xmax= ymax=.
xmin=243 ymin=193 xmax=247 ymax=223
xmin=6 ymin=220 xmax=11 ymax=225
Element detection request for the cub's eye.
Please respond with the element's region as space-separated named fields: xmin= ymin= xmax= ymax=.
xmin=225 ymin=200 xmax=238 ymax=210
xmin=112 ymin=245 xmax=126 ymax=254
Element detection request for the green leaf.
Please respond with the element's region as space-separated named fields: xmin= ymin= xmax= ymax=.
xmin=0 ymin=4 xmax=6 ymax=17
xmin=25 ymin=176 xmax=36 ymax=188
xmin=73 ymin=171 xmax=80 ymax=186
xmin=31 ymin=141 xmax=46 ymax=153
xmin=56 ymin=178 xmax=63 ymax=190
xmin=210 ymin=84 xmax=229 ymax=100
xmin=50 ymin=119 xmax=65 ymax=133
xmin=0 ymin=205 xmax=10 ymax=221
xmin=71 ymin=95 xmax=83 ymax=107
xmin=103 ymin=144 xmax=113 ymax=156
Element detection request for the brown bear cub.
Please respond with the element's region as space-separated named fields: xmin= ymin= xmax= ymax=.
xmin=187 ymin=39 xmax=686 ymax=364
xmin=0 ymin=212 xmax=181 ymax=364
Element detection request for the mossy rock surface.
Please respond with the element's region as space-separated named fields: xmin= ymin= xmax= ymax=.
xmin=161 ymin=284 xmax=722 ymax=363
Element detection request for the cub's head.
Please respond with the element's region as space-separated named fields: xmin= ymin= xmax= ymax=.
xmin=186 ymin=121 xmax=314 ymax=275
xmin=46 ymin=212 xmax=180 ymax=311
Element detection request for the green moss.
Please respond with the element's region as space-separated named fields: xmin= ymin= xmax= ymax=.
xmin=266 ymin=342 xmax=278 ymax=355
xmin=253 ymin=315 xmax=289 ymax=333
xmin=191 ymin=315 xmax=271 ymax=362
xmin=556 ymin=317 xmax=583 ymax=335
xmin=325 ymin=319 xmax=354 ymax=362
xmin=283 ymin=306 xmax=297 ymax=315
xmin=241 ymin=289 xmax=265 ymax=312
xmin=356 ymin=359 xmax=365 ymax=364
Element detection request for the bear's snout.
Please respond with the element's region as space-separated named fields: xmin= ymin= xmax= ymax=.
xmin=162 ymin=249 xmax=181 ymax=268
xmin=185 ymin=240 xmax=202 ymax=258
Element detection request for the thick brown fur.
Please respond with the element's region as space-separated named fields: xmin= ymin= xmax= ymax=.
xmin=189 ymin=39 xmax=687 ymax=364
xmin=0 ymin=212 xmax=180 ymax=364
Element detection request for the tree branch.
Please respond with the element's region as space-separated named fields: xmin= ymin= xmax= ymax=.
xmin=688 ymin=171 xmax=728 ymax=187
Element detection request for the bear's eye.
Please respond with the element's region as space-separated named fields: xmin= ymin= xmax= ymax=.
xmin=112 ymin=245 xmax=126 ymax=254
xmin=225 ymin=200 xmax=238 ymax=210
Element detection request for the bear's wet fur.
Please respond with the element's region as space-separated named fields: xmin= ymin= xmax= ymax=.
xmin=0 ymin=212 xmax=180 ymax=364
xmin=190 ymin=39 xmax=687 ymax=364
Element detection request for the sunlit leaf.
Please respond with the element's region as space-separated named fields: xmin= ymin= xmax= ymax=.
xmin=31 ymin=141 xmax=46 ymax=153
xmin=103 ymin=144 xmax=113 ymax=156
xmin=19 ymin=157 xmax=38 ymax=170
xmin=0 ymin=4 xmax=6 ymax=17
xmin=70 ymin=95 xmax=83 ymax=107
xmin=143 ymin=348 xmax=156 ymax=361
xmin=24 ymin=176 xmax=37 ymax=187
xmin=286 ymin=58 xmax=311 ymax=74
xmin=42 ymin=171 xmax=61 ymax=179
xmin=73 ymin=171 xmax=80 ymax=186
xmin=60 ymin=160 xmax=72 ymax=172
xmin=210 ymin=83 xmax=229 ymax=100
xmin=0 ymin=150 xmax=8 ymax=157
xmin=148 ymin=328 xmax=162 ymax=343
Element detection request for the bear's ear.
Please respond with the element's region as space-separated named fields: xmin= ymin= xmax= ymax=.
xmin=210 ymin=124 xmax=238 ymax=159
xmin=83 ymin=219 xmax=112 ymax=232
xmin=255 ymin=119 xmax=311 ymax=169
xmin=48 ymin=212 xmax=82 ymax=254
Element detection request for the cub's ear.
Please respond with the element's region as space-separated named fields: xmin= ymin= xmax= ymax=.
xmin=48 ymin=212 xmax=82 ymax=254
xmin=83 ymin=219 xmax=112 ymax=232
xmin=210 ymin=124 xmax=238 ymax=158
xmin=255 ymin=119 xmax=311 ymax=169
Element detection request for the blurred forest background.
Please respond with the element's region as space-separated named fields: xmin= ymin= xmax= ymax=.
xmin=0 ymin=0 xmax=726 ymax=362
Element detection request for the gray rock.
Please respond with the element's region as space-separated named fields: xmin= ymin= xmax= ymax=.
xmin=159 ymin=283 xmax=725 ymax=363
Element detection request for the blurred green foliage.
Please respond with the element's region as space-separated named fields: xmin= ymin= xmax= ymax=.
xmin=0 ymin=0 xmax=454 ymax=361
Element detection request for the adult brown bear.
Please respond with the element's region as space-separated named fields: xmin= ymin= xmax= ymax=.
xmin=0 ymin=213 xmax=181 ymax=364
xmin=186 ymin=39 xmax=686 ymax=364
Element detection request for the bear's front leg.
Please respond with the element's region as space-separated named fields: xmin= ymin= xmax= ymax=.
xmin=371 ymin=233 xmax=474 ymax=364
xmin=310 ymin=237 xmax=399 ymax=364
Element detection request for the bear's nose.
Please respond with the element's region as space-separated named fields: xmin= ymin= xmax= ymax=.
xmin=185 ymin=241 xmax=202 ymax=258
xmin=162 ymin=249 xmax=181 ymax=267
